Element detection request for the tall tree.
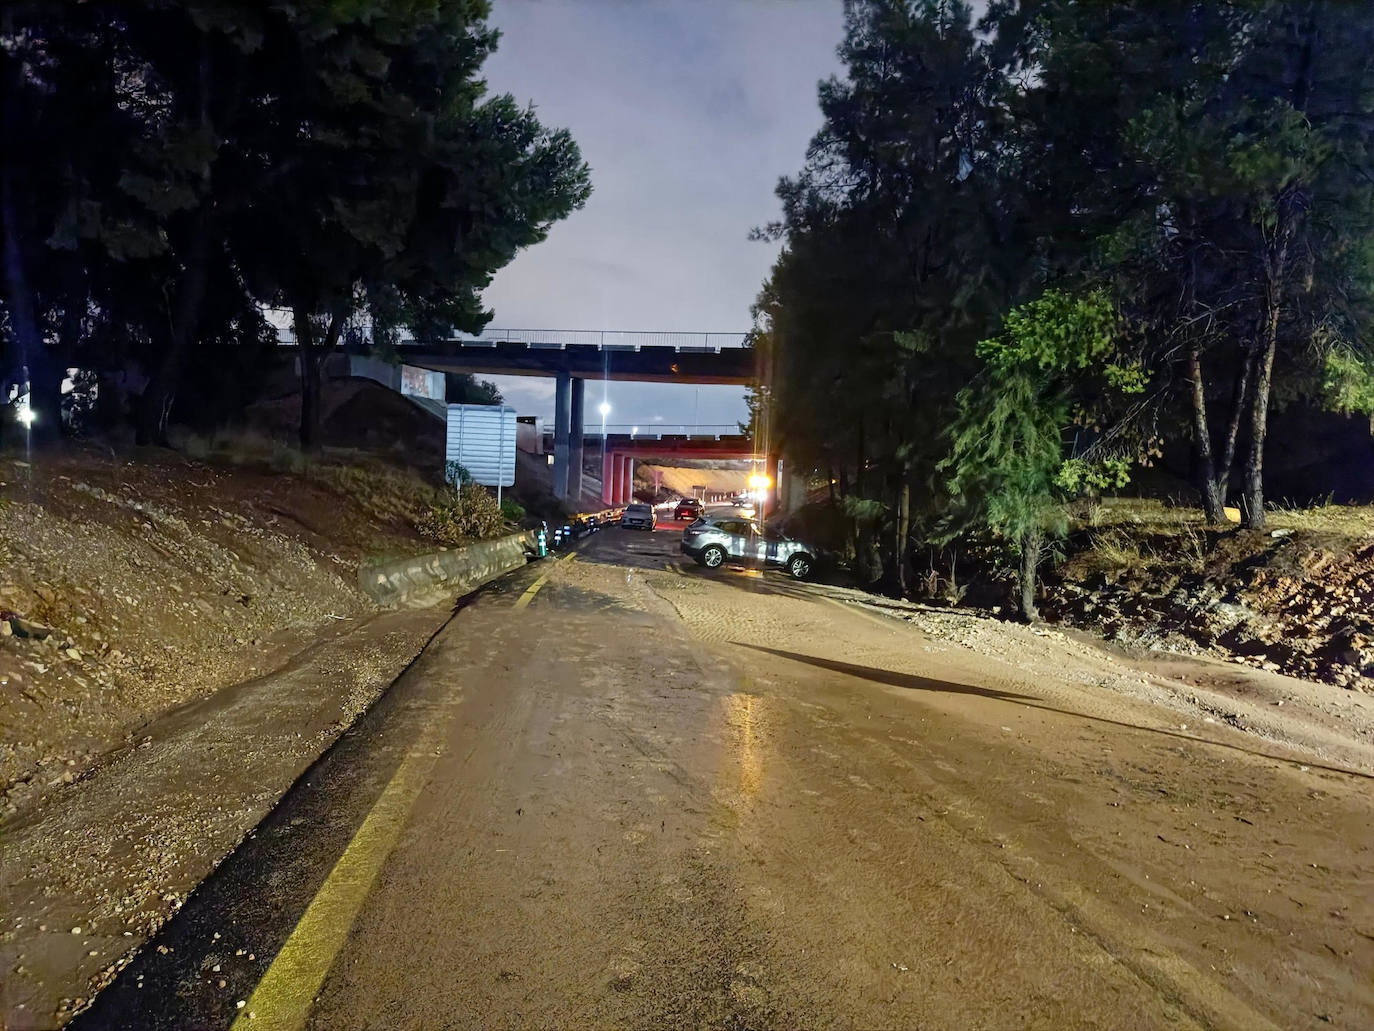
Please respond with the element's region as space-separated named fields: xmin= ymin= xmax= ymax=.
xmin=233 ymin=0 xmax=589 ymax=447
xmin=759 ymin=0 xmax=1024 ymax=589
xmin=1 ymin=1 xmax=588 ymax=449
xmin=944 ymin=290 xmax=1146 ymax=620
xmin=1008 ymin=0 xmax=1374 ymax=527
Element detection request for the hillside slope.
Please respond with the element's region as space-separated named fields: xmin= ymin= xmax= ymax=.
xmin=0 ymin=443 xmax=437 ymax=815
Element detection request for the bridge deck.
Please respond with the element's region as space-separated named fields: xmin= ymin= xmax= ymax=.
xmin=396 ymin=339 xmax=756 ymax=385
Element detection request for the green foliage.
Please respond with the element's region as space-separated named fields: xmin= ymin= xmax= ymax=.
xmin=446 ymin=373 xmax=503 ymax=405
xmin=1055 ymin=457 xmax=1133 ymax=495
xmin=943 ymin=290 xmax=1143 ymax=549
xmin=756 ymin=0 xmax=1374 ymax=597
xmin=976 ymin=290 xmax=1120 ymax=374
xmin=841 ymin=496 xmax=888 ymax=525
xmin=499 ymin=497 xmax=526 ymax=524
xmin=0 ymin=1 xmax=589 ymax=445
xmin=1323 ymin=347 xmax=1374 ymax=416
xmin=417 ymin=482 xmax=506 ymax=544
xmin=755 ymin=0 xmax=1020 ymax=588
xmin=945 ymin=366 xmax=1070 ymax=547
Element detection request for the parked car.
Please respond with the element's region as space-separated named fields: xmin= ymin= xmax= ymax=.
xmin=680 ymin=515 xmax=816 ymax=579
xmin=620 ymin=503 xmax=657 ymax=530
xmin=673 ymin=497 xmax=703 ymax=521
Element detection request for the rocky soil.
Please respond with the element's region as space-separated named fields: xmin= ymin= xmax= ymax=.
xmin=0 ymin=442 xmax=431 ymax=817
xmin=1042 ymin=502 xmax=1374 ymax=691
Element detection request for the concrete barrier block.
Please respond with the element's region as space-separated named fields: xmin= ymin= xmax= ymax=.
xmin=357 ymin=532 xmax=536 ymax=608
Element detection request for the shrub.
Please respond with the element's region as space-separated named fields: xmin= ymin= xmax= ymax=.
xmin=416 ymin=482 xmax=505 ymax=544
xmin=500 ymin=497 xmax=525 ymax=524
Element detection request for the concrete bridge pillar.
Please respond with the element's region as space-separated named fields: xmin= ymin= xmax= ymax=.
xmin=604 ymin=450 xmax=621 ymax=505
xmin=553 ymin=372 xmax=571 ymax=500
xmin=568 ymin=378 xmax=585 ymax=505
xmin=609 ymin=451 xmax=623 ymax=505
xmin=621 ymin=456 xmax=635 ymax=504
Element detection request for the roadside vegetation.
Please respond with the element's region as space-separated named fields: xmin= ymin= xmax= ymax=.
xmin=175 ymin=427 xmax=523 ymax=545
xmin=0 ymin=1 xmax=590 ymax=450
xmin=752 ymin=0 xmax=1374 ymax=628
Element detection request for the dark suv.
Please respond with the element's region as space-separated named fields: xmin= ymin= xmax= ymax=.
xmin=673 ymin=497 xmax=703 ymax=521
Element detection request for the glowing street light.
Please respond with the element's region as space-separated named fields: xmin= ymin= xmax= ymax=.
xmin=598 ymin=401 xmax=611 ymax=418
xmin=16 ymin=403 xmax=35 ymax=427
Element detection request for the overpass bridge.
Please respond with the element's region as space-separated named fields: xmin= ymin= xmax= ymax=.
xmin=393 ymin=330 xmax=763 ymax=503
xmin=276 ymin=324 xmax=781 ymax=506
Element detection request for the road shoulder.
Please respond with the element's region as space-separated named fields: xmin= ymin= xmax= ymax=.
xmin=0 ymin=603 xmax=453 ymax=1028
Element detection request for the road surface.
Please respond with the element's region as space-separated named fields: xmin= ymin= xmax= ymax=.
xmin=75 ymin=523 xmax=1374 ymax=1030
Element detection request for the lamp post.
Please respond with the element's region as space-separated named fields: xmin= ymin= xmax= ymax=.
xmin=598 ymin=401 xmax=611 ymax=499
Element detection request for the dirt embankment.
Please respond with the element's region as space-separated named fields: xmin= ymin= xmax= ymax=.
xmin=1042 ymin=501 xmax=1374 ymax=691
xmin=0 ymin=443 xmax=433 ymax=816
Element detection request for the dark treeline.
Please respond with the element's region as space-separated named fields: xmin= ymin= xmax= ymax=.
xmin=755 ymin=0 xmax=1374 ymax=616
xmin=0 ymin=1 xmax=589 ymax=449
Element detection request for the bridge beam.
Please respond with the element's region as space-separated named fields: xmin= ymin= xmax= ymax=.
xmin=552 ymin=371 xmax=571 ymax=500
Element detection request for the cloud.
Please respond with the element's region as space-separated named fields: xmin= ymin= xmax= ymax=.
xmin=474 ymin=1 xmax=843 ymax=424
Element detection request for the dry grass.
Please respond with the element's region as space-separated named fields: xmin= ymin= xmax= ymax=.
xmin=1265 ymin=500 xmax=1374 ymax=537
xmin=1080 ymin=528 xmax=1151 ymax=574
xmin=1066 ymin=495 xmax=1374 ymax=581
xmin=172 ymin=428 xmax=446 ymax=528
xmin=1078 ymin=495 xmax=1374 ymax=539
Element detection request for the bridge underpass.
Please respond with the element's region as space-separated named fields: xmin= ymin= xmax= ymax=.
xmin=395 ymin=331 xmax=764 ymax=505
xmin=590 ymin=434 xmax=764 ymax=506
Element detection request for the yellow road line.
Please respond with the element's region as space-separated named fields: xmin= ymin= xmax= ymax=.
xmin=229 ymin=721 xmax=445 ymax=1030
xmin=512 ymin=552 xmax=577 ymax=610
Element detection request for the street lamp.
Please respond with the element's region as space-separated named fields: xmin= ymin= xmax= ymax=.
xmin=748 ymin=472 xmax=772 ymax=504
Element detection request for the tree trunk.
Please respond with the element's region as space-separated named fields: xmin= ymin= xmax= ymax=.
xmin=1018 ymin=528 xmax=1041 ymax=623
xmin=1187 ymin=345 xmax=1227 ymax=523
xmin=894 ymin=478 xmax=911 ymax=597
xmin=1240 ymin=19 xmax=1312 ymax=530
xmin=1241 ymin=314 xmax=1279 ymax=530
xmin=1242 ymin=192 xmax=1296 ymax=530
xmin=852 ymin=418 xmax=868 ymax=576
xmin=294 ymin=305 xmax=321 ymax=451
xmin=137 ymin=210 xmax=212 ymax=445
xmin=1216 ymin=343 xmax=1252 ymax=509
xmin=295 ymin=300 xmax=345 ymax=450
xmin=137 ymin=34 xmax=214 ymax=447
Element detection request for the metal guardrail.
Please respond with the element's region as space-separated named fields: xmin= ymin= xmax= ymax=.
xmin=455 ymin=329 xmax=750 ymax=350
xmin=589 ymin=424 xmax=742 ymax=437
xmin=263 ymin=313 xmax=751 ymax=351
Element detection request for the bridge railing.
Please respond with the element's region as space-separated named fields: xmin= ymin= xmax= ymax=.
xmin=262 ymin=311 xmax=752 ymax=351
xmin=559 ymin=424 xmax=746 ymax=439
xmin=450 ymin=329 xmax=750 ymax=350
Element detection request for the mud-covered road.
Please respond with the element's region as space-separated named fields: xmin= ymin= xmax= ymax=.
xmin=70 ymin=524 xmax=1374 ymax=1030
